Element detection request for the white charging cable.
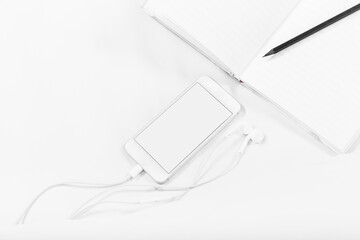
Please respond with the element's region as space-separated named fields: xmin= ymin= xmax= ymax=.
xmin=70 ymin=135 xmax=237 ymax=219
xmin=71 ymin=123 xmax=264 ymax=219
xmin=17 ymin=123 xmax=264 ymax=223
xmin=71 ymin=151 xmax=242 ymax=219
xmin=17 ymin=164 xmax=144 ymax=225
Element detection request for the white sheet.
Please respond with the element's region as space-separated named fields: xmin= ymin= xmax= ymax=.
xmin=242 ymin=0 xmax=360 ymax=152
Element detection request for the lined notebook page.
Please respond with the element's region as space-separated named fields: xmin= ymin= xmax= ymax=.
xmin=241 ymin=0 xmax=360 ymax=152
xmin=145 ymin=0 xmax=299 ymax=75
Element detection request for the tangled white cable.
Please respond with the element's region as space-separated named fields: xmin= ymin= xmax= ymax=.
xmin=71 ymin=123 xmax=264 ymax=220
xmin=17 ymin=167 xmax=143 ymax=225
xmin=17 ymin=123 xmax=264 ymax=224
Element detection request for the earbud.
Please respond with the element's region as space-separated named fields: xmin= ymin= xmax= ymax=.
xmin=245 ymin=128 xmax=265 ymax=144
xmin=225 ymin=123 xmax=264 ymax=153
xmin=225 ymin=122 xmax=251 ymax=138
xmin=238 ymin=125 xmax=264 ymax=153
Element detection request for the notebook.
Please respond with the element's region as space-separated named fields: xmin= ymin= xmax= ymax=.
xmin=144 ymin=0 xmax=360 ymax=153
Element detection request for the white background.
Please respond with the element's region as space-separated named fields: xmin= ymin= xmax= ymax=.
xmin=1 ymin=1 xmax=360 ymax=239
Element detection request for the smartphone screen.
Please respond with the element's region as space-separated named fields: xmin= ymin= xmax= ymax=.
xmin=134 ymin=83 xmax=232 ymax=173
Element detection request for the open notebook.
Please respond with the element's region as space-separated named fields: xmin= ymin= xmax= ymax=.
xmin=144 ymin=0 xmax=360 ymax=153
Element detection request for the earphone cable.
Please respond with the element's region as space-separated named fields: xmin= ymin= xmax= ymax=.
xmin=71 ymin=135 xmax=243 ymax=219
xmin=17 ymin=165 xmax=144 ymax=225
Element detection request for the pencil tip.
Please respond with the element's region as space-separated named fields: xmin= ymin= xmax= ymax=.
xmin=263 ymin=49 xmax=275 ymax=57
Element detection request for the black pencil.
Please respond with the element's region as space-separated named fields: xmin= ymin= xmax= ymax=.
xmin=263 ymin=3 xmax=360 ymax=57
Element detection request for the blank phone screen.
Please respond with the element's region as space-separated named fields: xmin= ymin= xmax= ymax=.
xmin=135 ymin=83 xmax=232 ymax=173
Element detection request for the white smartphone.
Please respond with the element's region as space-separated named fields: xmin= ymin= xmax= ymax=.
xmin=125 ymin=76 xmax=241 ymax=183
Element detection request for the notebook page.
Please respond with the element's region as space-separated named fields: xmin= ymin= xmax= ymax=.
xmin=144 ymin=0 xmax=299 ymax=76
xmin=241 ymin=0 xmax=360 ymax=152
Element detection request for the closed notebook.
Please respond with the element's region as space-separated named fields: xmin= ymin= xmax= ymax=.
xmin=144 ymin=0 xmax=360 ymax=153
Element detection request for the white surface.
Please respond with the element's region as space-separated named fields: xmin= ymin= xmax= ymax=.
xmin=1 ymin=0 xmax=360 ymax=239
xmin=135 ymin=82 xmax=232 ymax=173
